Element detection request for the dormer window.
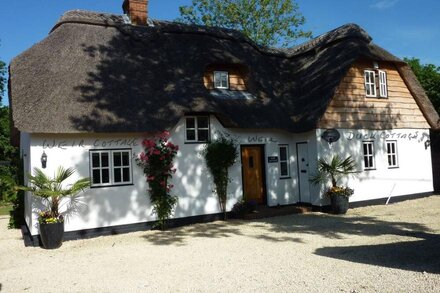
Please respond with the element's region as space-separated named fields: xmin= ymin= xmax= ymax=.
xmin=214 ymin=71 xmax=229 ymax=89
xmin=185 ymin=116 xmax=210 ymax=143
xmin=364 ymin=68 xmax=388 ymax=98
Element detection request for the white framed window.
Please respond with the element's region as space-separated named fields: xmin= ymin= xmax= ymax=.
xmin=378 ymin=70 xmax=388 ymax=98
xmin=90 ymin=149 xmax=132 ymax=187
xmin=386 ymin=141 xmax=398 ymax=168
xmin=279 ymin=145 xmax=290 ymax=178
xmin=364 ymin=70 xmax=376 ymax=97
xmin=364 ymin=68 xmax=388 ymax=98
xmin=362 ymin=141 xmax=375 ymax=170
xmin=214 ymin=71 xmax=229 ymax=89
xmin=185 ymin=116 xmax=210 ymax=142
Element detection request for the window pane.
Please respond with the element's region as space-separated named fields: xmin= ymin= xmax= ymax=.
xmin=368 ymin=157 xmax=373 ymax=168
xmin=364 ymin=157 xmax=369 ymax=168
xmin=92 ymin=153 xmax=100 ymax=168
xmin=101 ymin=153 xmax=109 ymax=167
xmin=280 ymin=147 xmax=287 ymax=161
xmin=187 ymin=129 xmax=196 ymax=141
xmin=280 ymin=162 xmax=288 ymax=176
xmin=122 ymin=152 xmax=129 ymax=166
xmin=221 ymin=74 xmax=228 ymax=88
xmin=114 ymin=152 xmax=122 ymax=167
xmin=114 ymin=168 xmax=121 ymax=183
xmin=363 ymin=144 xmax=368 ymax=155
xmin=198 ymin=129 xmax=209 ymax=142
xmin=198 ymin=117 xmax=209 ymax=128
xmin=92 ymin=170 xmax=101 ymax=184
xmin=123 ymin=168 xmax=130 ymax=182
xmin=186 ymin=117 xmax=195 ymax=129
xmin=102 ymin=169 xmax=110 ymax=183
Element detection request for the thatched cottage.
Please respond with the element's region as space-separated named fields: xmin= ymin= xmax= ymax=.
xmin=9 ymin=0 xmax=439 ymax=245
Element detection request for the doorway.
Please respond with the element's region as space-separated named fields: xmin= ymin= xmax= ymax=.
xmin=241 ymin=145 xmax=266 ymax=204
xmin=296 ymin=142 xmax=311 ymax=203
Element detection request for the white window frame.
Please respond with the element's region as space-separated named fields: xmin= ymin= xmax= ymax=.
xmin=364 ymin=70 xmax=377 ymax=97
xmin=185 ymin=116 xmax=210 ymax=143
xmin=90 ymin=149 xmax=133 ymax=187
xmin=378 ymin=70 xmax=388 ymax=98
xmin=279 ymin=145 xmax=290 ymax=178
xmin=362 ymin=141 xmax=375 ymax=170
xmin=213 ymin=71 xmax=229 ymax=89
xmin=386 ymin=140 xmax=398 ymax=168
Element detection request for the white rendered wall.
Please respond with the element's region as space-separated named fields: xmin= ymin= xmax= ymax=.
xmin=20 ymin=132 xmax=32 ymax=229
xmin=316 ymin=128 xmax=433 ymax=204
xmin=26 ymin=116 xmax=315 ymax=235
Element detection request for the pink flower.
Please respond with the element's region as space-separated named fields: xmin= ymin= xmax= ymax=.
xmin=153 ymin=149 xmax=161 ymax=155
xmin=142 ymin=139 xmax=156 ymax=149
xmin=147 ymin=176 xmax=155 ymax=181
xmin=159 ymin=181 xmax=166 ymax=187
xmin=158 ymin=131 xmax=170 ymax=140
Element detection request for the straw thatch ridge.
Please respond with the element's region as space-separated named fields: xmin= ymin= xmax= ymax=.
xmin=8 ymin=10 xmax=439 ymax=134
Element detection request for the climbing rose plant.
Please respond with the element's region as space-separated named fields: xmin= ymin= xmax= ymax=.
xmin=136 ymin=132 xmax=179 ymax=230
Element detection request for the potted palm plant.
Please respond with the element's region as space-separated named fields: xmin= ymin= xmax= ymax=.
xmin=310 ymin=155 xmax=358 ymax=214
xmin=20 ymin=167 xmax=89 ymax=249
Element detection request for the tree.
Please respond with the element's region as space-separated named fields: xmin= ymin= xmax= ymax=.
xmin=404 ymin=58 xmax=440 ymax=113
xmin=0 ymin=42 xmax=5 ymax=105
xmin=310 ymin=155 xmax=357 ymax=189
xmin=19 ymin=167 xmax=90 ymax=223
xmin=177 ymin=0 xmax=312 ymax=47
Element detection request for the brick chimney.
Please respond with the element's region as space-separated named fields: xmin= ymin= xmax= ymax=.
xmin=122 ymin=0 xmax=148 ymax=25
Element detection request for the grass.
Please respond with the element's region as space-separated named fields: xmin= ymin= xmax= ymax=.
xmin=0 ymin=204 xmax=13 ymax=216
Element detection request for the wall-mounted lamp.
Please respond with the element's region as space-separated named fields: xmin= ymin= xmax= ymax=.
xmin=41 ymin=151 xmax=47 ymax=169
xmin=425 ymin=140 xmax=431 ymax=150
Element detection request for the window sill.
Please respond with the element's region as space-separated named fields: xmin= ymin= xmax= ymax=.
xmin=388 ymin=166 xmax=399 ymax=169
xmin=184 ymin=141 xmax=210 ymax=144
xmin=363 ymin=168 xmax=376 ymax=171
xmin=91 ymin=183 xmax=134 ymax=189
xmin=279 ymin=176 xmax=291 ymax=180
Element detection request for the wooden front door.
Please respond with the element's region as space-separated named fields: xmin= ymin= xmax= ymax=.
xmin=241 ymin=146 xmax=265 ymax=204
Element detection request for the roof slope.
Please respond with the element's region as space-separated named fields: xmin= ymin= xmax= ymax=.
xmin=9 ymin=10 xmax=439 ymax=133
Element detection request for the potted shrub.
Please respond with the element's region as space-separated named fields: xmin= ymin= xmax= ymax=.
xmin=310 ymin=155 xmax=358 ymax=214
xmin=20 ymin=167 xmax=89 ymax=249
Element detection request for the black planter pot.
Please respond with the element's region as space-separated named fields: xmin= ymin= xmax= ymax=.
xmin=330 ymin=195 xmax=349 ymax=214
xmin=39 ymin=222 xmax=64 ymax=249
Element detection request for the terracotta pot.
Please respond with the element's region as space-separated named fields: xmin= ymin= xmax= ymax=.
xmin=39 ymin=222 xmax=64 ymax=249
xmin=330 ymin=195 xmax=349 ymax=214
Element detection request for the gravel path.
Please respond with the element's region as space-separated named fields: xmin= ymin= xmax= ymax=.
xmin=1 ymin=196 xmax=440 ymax=292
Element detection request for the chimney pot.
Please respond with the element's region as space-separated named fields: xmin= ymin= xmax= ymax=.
xmin=122 ymin=0 xmax=148 ymax=25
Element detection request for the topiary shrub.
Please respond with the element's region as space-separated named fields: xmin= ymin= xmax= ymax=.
xmin=204 ymin=135 xmax=238 ymax=219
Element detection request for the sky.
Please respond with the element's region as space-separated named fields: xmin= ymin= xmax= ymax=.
xmin=1 ymin=0 xmax=439 ymax=105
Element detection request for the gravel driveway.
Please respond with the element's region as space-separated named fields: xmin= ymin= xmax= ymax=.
xmin=1 ymin=196 xmax=440 ymax=292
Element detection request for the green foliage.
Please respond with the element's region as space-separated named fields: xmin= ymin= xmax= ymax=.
xmin=310 ymin=155 xmax=358 ymax=188
xmin=0 ymin=106 xmax=19 ymax=210
xmin=0 ymin=56 xmax=5 ymax=106
xmin=204 ymin=135 xmax=238 ymax=218
xmin=177 ymin=0 xmax=312 ymax=47
xmin=404 ymin=58 xmax=440 ymax=114
xmin=19 ymin=167 xmax=90 ymax=223
xmin=136 ymin=135 xmax=179 ymax=230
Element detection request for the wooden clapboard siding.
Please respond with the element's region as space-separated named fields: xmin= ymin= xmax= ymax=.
xmin=318 ymin=59 xmax=429 ymax=129
xmin=204 ymin=63 xmax=248 ymax=91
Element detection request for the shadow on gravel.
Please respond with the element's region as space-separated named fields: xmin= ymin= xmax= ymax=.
xmin=141 ymin=221 xmax=245 ymax=246
xmin=141 ymin=212 xmax=439 ymax=273
xmin=315 ymin=234 xmax=440 ymax=274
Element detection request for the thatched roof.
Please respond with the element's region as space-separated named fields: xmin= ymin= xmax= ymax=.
xmin=8 ymin=10 xmax=439 ymax=133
